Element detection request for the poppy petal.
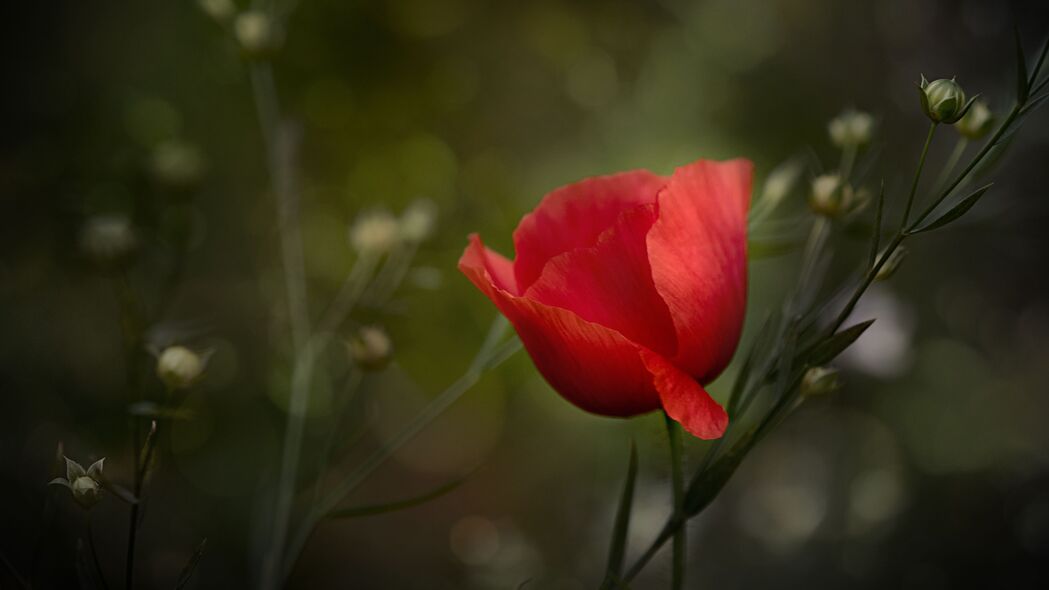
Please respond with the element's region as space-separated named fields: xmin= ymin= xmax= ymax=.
xmin=512 ymin=170 xmax=666 ymax=291
xmin=647 ymin=159 xmax=752 ymax=382
xmin=460 ymin=235 xmax=661 ymax=416
xmin=641 ymin=350 xmax=728 ymax=440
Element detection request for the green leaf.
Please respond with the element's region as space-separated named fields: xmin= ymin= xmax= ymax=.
xmin=326 ymin=475 xmax=469 ymax=519
xmin=683 ymin=430 xmax=756 ymax=516
xmin=907 ymin=183 xmax=994 ymax=234
xmin=175 ymin=538 xmax=208 ymax=590
xmin=1031 ymin=34 xmax=1049 ymax=87
xmin=1017 ymin=27 xmax=1030 ymax=104
xmin=604 ymin=442 xmax=638 ymax=582
xmin=806 ymin=319 xmax=876 ymax=366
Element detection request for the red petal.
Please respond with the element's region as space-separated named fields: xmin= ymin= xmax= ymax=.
xmin=646 ymin=159 xmax=752 ymax=382
xmin=460 ymin=235 xmax=660 ymax=416
xmin=512 ymin=170 xmax=666 ymax=292
xmin=641 ymin=351 xmax=728 ymax=439
xmin=524 ymin=203 xmax=678 ymax=357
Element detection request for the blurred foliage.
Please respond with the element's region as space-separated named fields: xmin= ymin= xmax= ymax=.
xmin=1 ymin=0 xmax=1049 ymax=588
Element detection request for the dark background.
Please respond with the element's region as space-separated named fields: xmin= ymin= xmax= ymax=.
xmin=2 ymin=0 xmax=1048 ymax=588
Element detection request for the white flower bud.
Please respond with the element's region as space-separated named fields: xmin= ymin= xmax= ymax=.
xmin=50 ymin=457 xmax=105 ymax=509
xmin=400 ymin=199 xmax=438 ymax=243
xmin=197 ymin=0 xmax=235 ymax=22
xmin=801 ymin=367 xmax=841 ymax=398
xmin=156 ymin=345 xmax=206 ymax=390
xmin=954 ymin=99 xmax=994 ymax=140
xmin=150 ymin=140 xmax=205 ymax=190
xmin=234 ymin=11 xmax=284 ymax=59
xmin=828 ymin=109 xmax=874 ymax=148
xmin=347 ymin=326 xmax=393 ymax=371
xmin=349 ymin=210 xmax=401 ymax=255
xmin=80 ymin=214 xmax=138 ymax=267
xmin=808 ymin=174 xmax=853 ymax=218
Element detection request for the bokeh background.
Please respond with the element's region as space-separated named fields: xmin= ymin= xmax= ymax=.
xmin=3 ymin=0 xmax=1049 ymax=588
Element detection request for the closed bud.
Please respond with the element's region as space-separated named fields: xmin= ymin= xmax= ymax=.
xmin=80 ymin=214 xmax=139 ymax=268
xmin=150 ymin=140 xmax=205 ymax=191
xmin=50 ymin=457 xmax=105 ymax=509
xmin=875 ymin=247 xmax=908 ymax=281
xmin=954 ymin=99 xmax=994 ymax=140
xmin=400 ymin=199 xmax=438 ymax=243
xmin=349 ymin=210 xmax=401 ymax=255
xmin=234 ymin=11 xmax=284 ymax=59
xmin=197 ymin=0 xmax=235 ymax=23
xmin=808 ymin=174 xmax=853 ymax=218
xmin=919 ymin=76 xmax=973 ymax=124
xmin=347 ymin=326 xmax=393 ymax=371
xmin=801 ymin=367 xmax=841 ymax=398
xmin=156 ymin=345 xmax=206 ymax=391
xmin=828 ymin=109 xmax=874 ymax=148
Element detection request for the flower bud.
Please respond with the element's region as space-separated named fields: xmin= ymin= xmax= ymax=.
xmin=919 ymin=76 xmax=972 ymax=124
xmin=234 ymin=11 xmax=284 ymax=59
xmin=349 ymin=210 xmax=401 ymax=255
xmin=808 ymin=174 xmax=853 ymax=218
xmin=400 ymin=199 xmax=438 ymax=243
xmin=80 ymin=214 xmax=139 ymax=268
xmin=828 ymin=109 xmax=874 ymax=149
xmin=801 ymin=367 xmax=841 ymax=398
xmin=953 ymin=99 xmax=994 ymax=140
xmin=50 ymin=457 xmax=105 ymax=509
xmin=197 ymin=0 xmax=235 ymax=22
xmin=150 ymin=140 xmax=205 ymax=191
xmin=347 ymin=326 xmax=393 ymax=371
xmin=875 ymin=247 xmax=908 ymax=281
xmin=156 ymin=345 xmax=206 ymax=390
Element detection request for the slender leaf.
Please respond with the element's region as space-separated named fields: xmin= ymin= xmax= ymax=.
xmin=1021 ymin=92 xmax=1049 ymax=117
xmin=604 ymin=442 xmax=638 ymax=582
xmin=683 ymin=430 xmax=756 ymax=516
xmin=1031 ymin=34 xmax=1049 ymax=87
xmin=907 ymin=183 xmax=994 ymax=234
xmin=0 ymin=549 xmax=28 ymax=590
xmin=327 ymin=475 xmax=469 ymax=519
xmin=806 ymin=319 xmax=875 ymax=366
xmin=1017 ymin=27 xmax=1030 ymax=104
xmin=175 ymin=538 xmax=208 ymax=590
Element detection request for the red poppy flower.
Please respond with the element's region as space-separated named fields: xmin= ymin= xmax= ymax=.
xmin=459 ymin=159 xmax=752 ymax=439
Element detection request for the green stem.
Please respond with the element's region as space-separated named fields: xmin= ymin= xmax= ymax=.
xmin=933 ymin=138 xmax=968 ymax=196
xmin=664 ymin=414 xmax=685 ymax=590
xmin=901 ymin=122 xmax=938 ymax=227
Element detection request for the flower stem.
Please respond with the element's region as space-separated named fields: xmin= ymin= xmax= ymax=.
xmin=901 ymin=122 xmax=938 ymax=227
xmin=664 ymin=414 xmax=685 ymax=590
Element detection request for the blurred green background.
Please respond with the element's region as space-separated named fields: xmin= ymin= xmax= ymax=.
xmin=2 ymin=0 xmax=1049 ymax=588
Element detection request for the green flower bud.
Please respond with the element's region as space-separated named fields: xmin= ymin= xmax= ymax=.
xmin=50 ymin=457 xmax=105 ymax=509
xmin=801 ymin=367 xmax=842 ymax=398
xmin=156 ymin=345 xmax=206 ymax=391
xmin=828 ymin=109 xmax=874 ymax=148
xmin=919 ymin=76 xmax=975 ymax=124
xmin=954 ymin=99 xmax=994 ymax=140
xmin=808 ymin=174 xmax=854 ymax=218
xmin=347 ymin=326 xmax=393 ymax=371
xmin=150 ymin=140 xmax=206 ymax=191
xmin=80 ymin=214 xmax=139 ymax=269
xmin=349 ymin=210 xmax=401 ymax=255
xmin=197 ymin=0 xmax=235 ymax=23
xmin=234 ymin=11 xmax=284 ymax=59
xmin=875 ymin=247 xmax=908 ymax=281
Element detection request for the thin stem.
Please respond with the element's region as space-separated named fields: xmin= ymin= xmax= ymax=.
xmin=88 ymin=514 xmax=111 ymax=590
xmin=125 ymin=421 xmax=157 ymax=590
xmin=901 ymin=122 xmax=938 ymax=227
xmin=664 ymin=414 xmax=685 ymax=590
xmin=839 ymin=142 xmax=857 ymax=181
xmin=249 ymin=60 xmax=315 ymax=590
